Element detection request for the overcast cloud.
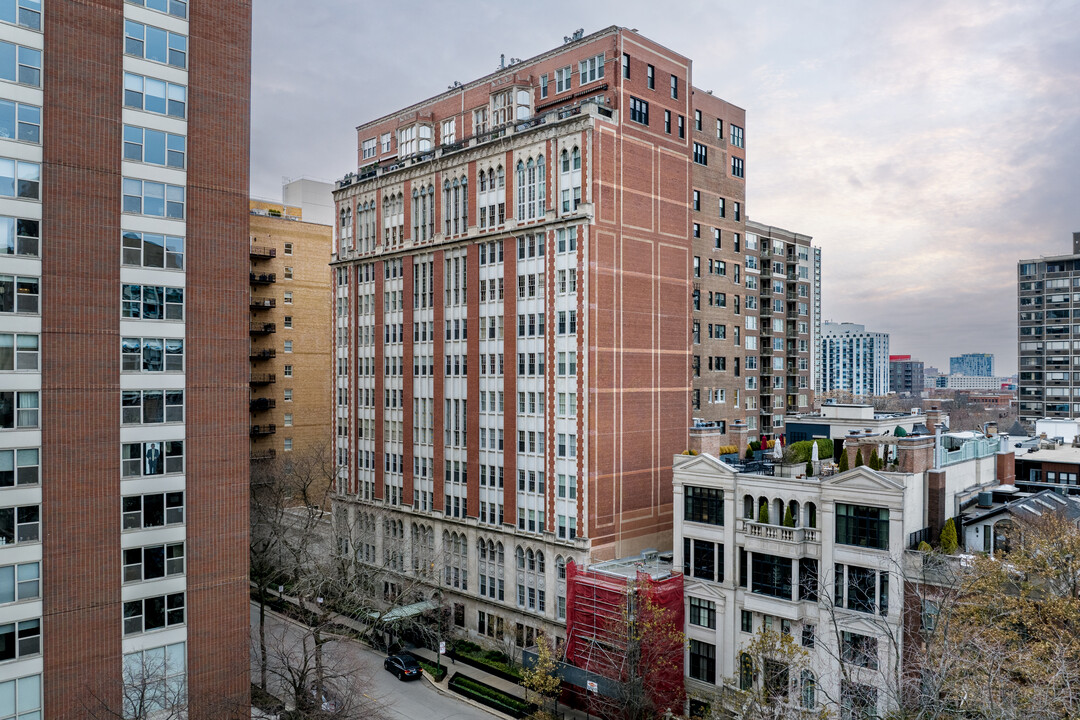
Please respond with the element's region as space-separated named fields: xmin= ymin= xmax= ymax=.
xmin=251 ymin=0 xmax=1080 ymax=375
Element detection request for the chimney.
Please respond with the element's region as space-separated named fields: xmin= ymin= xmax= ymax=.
xmin=926 ymin=405 xmax=941 ymax=433
xmin=996 ymin=450 xmax=1016 ymax=486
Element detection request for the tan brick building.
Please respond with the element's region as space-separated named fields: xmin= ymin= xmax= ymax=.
xmin=249 ymin=182 xmax=333 ymax=464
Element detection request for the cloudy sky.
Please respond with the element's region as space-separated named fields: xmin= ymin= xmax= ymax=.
xmin=252 ymin=0 xmax=1080 ymax=375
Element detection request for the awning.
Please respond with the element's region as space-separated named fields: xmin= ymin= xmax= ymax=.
xmin=367 ymin=600 xmax=438 ymax=624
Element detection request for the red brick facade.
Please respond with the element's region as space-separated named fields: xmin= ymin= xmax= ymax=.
xmin=38 ymin=1 xmax=251 ymax=716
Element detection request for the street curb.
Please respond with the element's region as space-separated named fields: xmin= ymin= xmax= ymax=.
xmin=420 ymin=671 xmax=516 ymax=720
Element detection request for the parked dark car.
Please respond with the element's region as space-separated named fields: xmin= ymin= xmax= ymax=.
xmin=384 ymin=653 xmax=423 ymax=681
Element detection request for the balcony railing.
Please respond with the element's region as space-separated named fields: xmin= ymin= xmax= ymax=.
xmin=744 ymin=520 xmax=820 ymax=544
xmin=251 ymin=449 xmax=277 ymax=462
xmin=250 ymin=272 xmax=277 ymax=285
xmin=249 ymin=373 xmax=276 ymax=385
xmin=250 ymin=424 xmax=277 ymax=437
xmin=250 ymin=297 xmax=276 ymax=310
xmin=250 ymin=397 xmax=276 ymax=413
xmin=250 ymin=322 xmax=276 ymax=335
xmin=250 ymin=245 xmax=276 ymax=259
xmin=250 ymin=348 xmax=276 ymax=362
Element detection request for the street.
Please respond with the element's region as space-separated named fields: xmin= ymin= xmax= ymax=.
xmin=250 ymin=602 xmax=493 ymax=720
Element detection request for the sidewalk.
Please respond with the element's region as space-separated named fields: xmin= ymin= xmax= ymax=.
xmin=257 ymin=587 xmax=591 ymax=720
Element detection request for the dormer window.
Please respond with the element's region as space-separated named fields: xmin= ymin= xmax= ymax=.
xmin=398 ymin=125 xmax=433 ymax=157
xmin=492 ymin=89 xmax=533 ymax=128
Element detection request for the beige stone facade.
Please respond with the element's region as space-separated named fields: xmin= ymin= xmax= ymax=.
xmin=249 ymin=199 xmax=333 ymax=462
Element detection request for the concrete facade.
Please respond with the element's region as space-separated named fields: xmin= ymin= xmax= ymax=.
xmin=1018 ymin=234 xmax=1080 ymax=424
xmin=819 ymin=322 xmax=890 ymax=398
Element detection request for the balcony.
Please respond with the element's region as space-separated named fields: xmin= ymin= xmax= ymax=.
xmin=740 ymin=519 xmax=821 ymax=559
xmin=250 ymin=322 xmax=276 ymax=335
xmin=251 ymin=449 xmax=277 ymax=462
xmin=250 ymin=397 xmax=276 ymax=413
xmin=250 ymin=245 xmax=276 ymax=259
xmin=250 ymin=424 xmax=277 ymax=437
xmin=250 ymin=348 xmax=276 ymax=362
xmin=249 ymin=373 xmax=276 ymax=385
xmin=250 ymin=272 xmax=277 ymax=285
xmin=250 ymin=297 xmax=276 ymax=310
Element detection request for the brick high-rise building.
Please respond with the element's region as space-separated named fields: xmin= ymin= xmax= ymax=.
xmin=0 ymin=1 xmax=251 ymax=716
xmin=249 ymin=180 xmax=333 ymax=464
xmin=330 ymin=26 xmax=751 ymax=644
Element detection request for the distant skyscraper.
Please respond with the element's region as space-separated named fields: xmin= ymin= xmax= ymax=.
xmin=819 ymin=322 xmax=890 ymax=396
xmin=950 ymin=353 xmax=994 ymax=377
xmin=1018 ymin=233 xmax=1080 ymax=425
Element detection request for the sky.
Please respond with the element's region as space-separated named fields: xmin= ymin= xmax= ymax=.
xmin=251 ymin=0 xmax=1080 ymax=376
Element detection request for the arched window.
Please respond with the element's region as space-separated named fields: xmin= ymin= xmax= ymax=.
xmin=517 ymin=545 xmax=547 ymax=613
xmin=496 ymin=165 xmax=505 ymax=188
xmin=478 ymin=169 xmax=487 ymax=192
xmin=739 ymin=653 xmax=754 ymax=691
xmin=744 ymin=495 xmax=754 ymax=519
xmin=516 ymin=545 xmax=525 ymax=569
xmin=806 ymin=502 xmax=817 ymax=529
xmin=800 ymin=670 xmax=816 ymax=709
xmin=788 ymin=500 xmax=800 ymax=527
xmin=516 ymin=161 xmax=526 ymax=218
xmin=561 ymin=149 xmax=570 ymax=173
xmin=536 ymin=154 xmax=545 ymax=215
xmin=443 ymin=180 xmax=452 ymax=234
xmin=526 ymin=158 xmax=536 ymax=219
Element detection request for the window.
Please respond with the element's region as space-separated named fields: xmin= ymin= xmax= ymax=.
xmin=123 ymin=179 xmax=185 ymax=218
xmin=283 ymin=389 xmax=292 ymax=402
xmin=0 ymin=448 xmax=37 ymax=487
xmin=0 ymin=0 xmax=41 ymax=29
xmin=555 ymin=66 xmax=572 ymax=93
xmin=122 ymin=642 xmax=187 ymax=718
xmin=689 ymin=597 xmax=716 ymax=629
xmin=841 ymin=681 xmax=877 ymax=720
xmin=0 ymin=503 xmax=37 ymax=546
xmin=121 ymin=390 xmax=183 ymax=425
xmin=0 ymin=392 xmax=37 ymax=429
xmin=0 ymin=562 xmax=37 ymax=605
xmin=124 ymin=72 xmax=186 ymax=118
xmin=0 ymin=158 xmax=38 ymax=200
xmin=684 ymin=486 xmax=723 ymax=525
xmin=579 ymin=53 xmax=604 ymax=84
xmin=123 ymin=492 xmax=185 ymax=530
xmin=0 ymin=40 xmax=40 ymax=87
xmin=841 ymin=632 xmax=878 ymax=670
xmin=0 ymin=333 xmax=36 ymax=371
xmin=622 ymin=52 xmax=630 ymax=79
xmin=126 ymin=0 xmax=188 ymax=19
xmin=124 ymin=20 xmax=187 ymax=68
xmin=693 ymin=142 xmax=707 ymax=165
xmin=683 ymin=538 xmax=721 ymax=582
xmin=283 ymin=413 xmax=293 ymax=427
xmin=0 ymin=100 xmax=39 ymax=144
xmin=283 ymin=291 xmax=292 ymax=304
xmin=283 ymin=364 xmax=292 ymax=378
xmin=122 ymin=231 xmax=184 ymax=270
xmin=670 ymin=74 xmax=678 ymax=98
xmin=689 ymin=640 xmax=715 ymax=683
xmin=362 ymin=137 xmax=376 ymax=159
xmin=121 ymin=440 xmax=184 ymax=477
xmin=678 ymin=115 xmax=685 ymax=138
xmin=283 ymin=316 xmax=292 ymax=329
xmin=646 ymin=64 xmax=654 ymax=88
xmin=693 ymin=190 xmax=700 ymax=211
xmin=123 ymin=125 xmax=186 ymax=169
xmin=0 ymin=619 xmax=39 ymax=661
xmin=124 ymin=593 xmax=185 ymax=635
xmin=441 ymin=119 xmax=455 ymax=145
xmin=284 ymin=438 xmax=293 ymax=451
xmin=751 ymin=553 xmax=792 ymax=599
xmin=731 ymin=124 xmax=744 ymax=147
xmin=732 ymin=156 xmax=744 ymax=178
xmin=716 ymin=118 xmax=723 ymax=140
xmin=122 ymin=284 xmax=184 ymax=320
xmin=694 ymin=109 xmax=702 ymax=130
xmin=122 ymin=336 xmax=183 ymax=371
xmin=629 ymin=97 xmax=649 ymax=125
xmin=663 ymin=110 xmax=671 ymax=133
xmin=123 ymin=542 xmax=184 ymax=582
xmin=836 ymin=504 xmax=889 ymax=550
xmin=283 ymin=242 xmax=293 ymax=255
xmin=284 ymin=266 xmax=293 ymax=279
xmin=539 ymin=73 xmax=548 ymax=99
